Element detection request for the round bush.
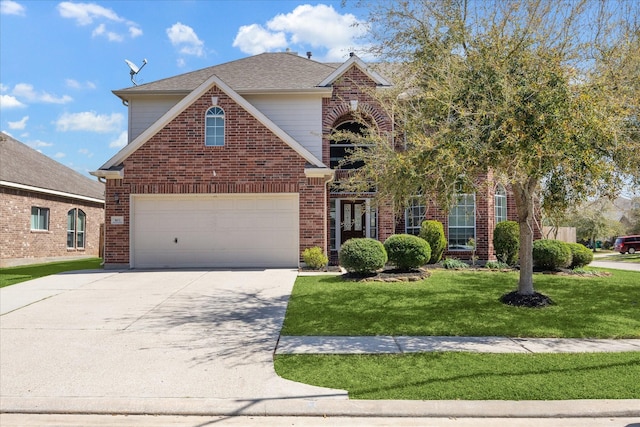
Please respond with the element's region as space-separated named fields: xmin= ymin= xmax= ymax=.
xmin=567 ymin=242 xmax=593 ymax=268
xmin=419 ymin=220 xmax=447 ymax=264
xmin=339 ymin=238 xmax=388 ymax=273
xmin=493 ymin=221 xmax=519 ymax=265
xmin=383 ymin=234 xmax=431 ymax=270
xmin=302 ymin=246 xmax=328 ymax=269
xmin=532 ymin=239 xmax=572 ymax=270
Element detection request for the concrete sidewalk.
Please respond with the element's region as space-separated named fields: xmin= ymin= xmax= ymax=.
xmin=276 ymin=335 xmax=640 ymax=354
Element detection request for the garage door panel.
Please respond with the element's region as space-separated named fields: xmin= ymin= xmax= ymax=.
xmin=132 ymin=194 xmax=299 ymax=268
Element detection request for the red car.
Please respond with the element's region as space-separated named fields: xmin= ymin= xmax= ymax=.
xmin=614 ymin=235 xmax=640 ymax=254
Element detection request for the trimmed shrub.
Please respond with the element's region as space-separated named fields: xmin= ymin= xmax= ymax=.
xmin=493 ymin=221 xmax=520 ymax=265
xmin=441 ymin=258 xmax=469 ymax=269
xmin=384 ymin=234 xmax=431 ymax=270
xmin=302 ymin=246 xmax=328 ymax=269
xmin=339 ymin=238 xmax=388 ymax=274
xmin=567 ymin=243 xmax=593 ymax=268
xmin=532 ymin=239 xmax=572 ymax=270
xmin=419 ymin=220 xmax=447 ymax=264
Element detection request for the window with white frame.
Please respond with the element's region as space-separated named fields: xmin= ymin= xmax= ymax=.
xmin=448 ymin=194 xmax=475 ymax=250
xmin=205 ymin=106 xmax=225 ymax=146
xmin=405 ymin=197 xmax=426 ymax=235
xmin=31 ymin=206 xmax=49 ymax=231
xmin=495 ymin=184 xmax=507 ymax=224
xmin=67 ymin=208 xmax=86 ymax=249
xmin=330 ymin=121 xmax=369 ymax=169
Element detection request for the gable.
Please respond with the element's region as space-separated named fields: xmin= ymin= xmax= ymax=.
xmin=319 ymin=54 xmax=392 ymax=88
xmin=123 ymin=87 xmax=310 ymax=184
xmin=94 ymin=75 xmax=326 ymax=177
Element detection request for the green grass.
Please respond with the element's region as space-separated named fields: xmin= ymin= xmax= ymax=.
xmin=275 ymin=352 xmax=640 ymax=400
xmin=0 ymin=258 xmax=102 ymax=288
xmin=282 ymin=270 xmax=640 ymax=338
xmin=597 ymin=253 xmax=640 ymax=263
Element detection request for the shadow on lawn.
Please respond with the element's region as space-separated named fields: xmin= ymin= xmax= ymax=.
xmin=346 ymin=354 xmax=640 ymax=399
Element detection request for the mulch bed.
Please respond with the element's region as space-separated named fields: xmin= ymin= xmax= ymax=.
xmin=341 ymin=268 xmax=431 ymax=282
xmin=500 ymin=291 xmax=555 ymax=308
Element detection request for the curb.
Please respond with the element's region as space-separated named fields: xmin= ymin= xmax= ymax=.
xmin=2 ymin=398 xmax=639 ymax=418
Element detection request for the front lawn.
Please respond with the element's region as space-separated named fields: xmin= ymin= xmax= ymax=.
xmin=275 ymin=352 xmax=640 ymax=400
xmin=282 ymin=269 xmax=640 ymax=338
xmin=277 ymin=269 xmax=640 ymax=400
xmin=0 ymin=258 xmax=102 ymax=288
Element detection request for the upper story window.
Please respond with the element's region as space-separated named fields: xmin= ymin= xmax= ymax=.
xmin=330 ymin=121 xmax=368 ymax=169
xmin=31 ymin=207 xmax=49 ymax=231
xmin=67 ymin=208 xmax=86 ymax=249
xmin=448 ymin=194 xmax=475 ymax=250
xmin=495 ymin=184 xmax=507 ymax=224
xmin=405 ymin=197 xmax=426 ymax=236
xmin=205 ymin=106 xmax=225 ymax=147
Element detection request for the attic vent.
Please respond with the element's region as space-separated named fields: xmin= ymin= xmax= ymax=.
xmin=306 ymin=51 xmax=312 ymax=59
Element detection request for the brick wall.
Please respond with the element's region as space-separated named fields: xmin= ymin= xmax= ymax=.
xmin=0 ymin=186 xmax=104 ymax=266
xmin=103 ymin=86 xmax=325 ymax=267
xmin=323 ymin=64 xmax=395 ymax=259
xmin=393 ymin=178 xmax=543 ymax=261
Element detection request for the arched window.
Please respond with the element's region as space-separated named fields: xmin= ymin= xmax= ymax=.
xmin=67 ymin=209 xmax=86 ymax=249
xmin=205 ymin=106 xmax=225 ymax=146
xmin=330 ymin=121 xmax=368 ymax=169
xmin=495 ymin=184 xmax=507 ymax=224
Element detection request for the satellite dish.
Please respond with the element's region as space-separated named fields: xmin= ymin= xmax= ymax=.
xmin=124 ymin=58 xmax=147 ymax=86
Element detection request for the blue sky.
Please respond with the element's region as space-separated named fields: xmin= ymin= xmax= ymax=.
xmin=0 ymin=0 xmax=369 ymax=177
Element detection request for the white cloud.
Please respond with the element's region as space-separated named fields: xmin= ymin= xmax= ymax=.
xmin=58 ymin=1 xmax=140 ymax=42
xmin=56 ymin=111 xmax=123 ymax=133
xmin=54 ymin=152 xmax=66 ymax=159
xmin=1 ymin=0 xmax=25 ymax=16
xmin=109 ymin=130 xmax=128 ymax=148
xmin=167 ymin=22 xmax=204 ymax=57
xmin=0 ymin=94 xmax=25 ymax=109
xmin=28 ymin=139 xmax=53 ymax=148
xmin=11 ymin=83 xmax=73 ymax=104
xmin=92 ymin=22 xmax=124 ymax=41
xmin=129 ymin=26 xmax=142 ymax=38
xmin=78 ymin=147 xmax=94 ymax=158
xmin=66 ymin=79 xmax=96 ymax=90
xmin=57 ymin=1 xmax=122 ymax=25
xmin=232 ymin=4 xmax=368 ymax=61
xmin=8 ymin=115 xmax=28 ymax=130
xmin=233 ymin=24 xmax=287 ymax=55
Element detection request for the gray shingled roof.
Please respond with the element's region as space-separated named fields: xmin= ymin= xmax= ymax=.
xmin=114 ymin=52 xmax=340 ymax=95
xmin=0 ymin=133 xmax=104 ymax=201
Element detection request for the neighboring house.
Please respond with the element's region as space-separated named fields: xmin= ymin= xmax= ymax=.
xmin=0 ymin=134 xmax=105 ymax=267
xmin=92 ymin=52 xmax=531 ymax=269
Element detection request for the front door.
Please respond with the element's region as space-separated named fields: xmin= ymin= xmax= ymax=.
xmin=341 ymin=200 xmax=366 ymax=244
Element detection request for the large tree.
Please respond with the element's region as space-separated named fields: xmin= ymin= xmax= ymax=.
xmin=345 ymin=0 xmax=640 ymax=304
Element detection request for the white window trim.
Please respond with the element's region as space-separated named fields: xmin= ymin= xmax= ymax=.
xmin=205 ymin=106 xmax=225 ymax=147
xmin=448 ymin=193 xmax=476 ymax=251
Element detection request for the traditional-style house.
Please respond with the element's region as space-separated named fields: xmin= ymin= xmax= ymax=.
xmin=0 ymin=134 xmax=104 ymax=267
xmin=92 ymin=52 xmax=527 ymax=269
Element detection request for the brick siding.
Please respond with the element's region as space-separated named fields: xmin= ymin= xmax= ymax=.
xmin=0 ymin=186 xmax=104 ymax=266
xmin=103 ymin=87 xmax=326 ymax=267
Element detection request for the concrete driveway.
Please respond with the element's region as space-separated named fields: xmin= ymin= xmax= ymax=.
xmin=0 ymin=269 xmax=346 ymax=415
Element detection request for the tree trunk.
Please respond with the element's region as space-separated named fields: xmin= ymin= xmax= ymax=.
xmin=513 ymin=179 xmax=537 ymax=295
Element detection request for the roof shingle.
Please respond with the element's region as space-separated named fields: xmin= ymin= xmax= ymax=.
xmin=0 ymin=133 xmax=104 ymax=201
xmin=114 ymin=52 xmax=339 ymax=95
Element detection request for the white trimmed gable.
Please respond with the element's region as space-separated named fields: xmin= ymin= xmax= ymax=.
xmin=95 ymin=75 xmax=327 ymax=173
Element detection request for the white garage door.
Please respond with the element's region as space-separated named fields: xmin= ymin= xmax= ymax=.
xmin=131 ymin=194 xmax=299 ymax=268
